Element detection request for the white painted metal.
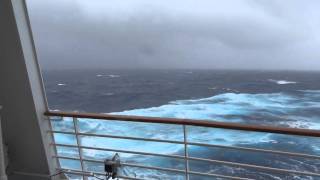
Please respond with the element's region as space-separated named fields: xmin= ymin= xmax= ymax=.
xmin=72 ymin=118 xmax=87 ymax=180
xmin=48 ymin=117 xmax=320 ymax=179
xmin=49 ymin=130 xmax=320 ymax=160
xmin=183 ymin=125 xmax=189 ymax=180
xmin=57 ymin=168 xmax=145 ymax=180
xmin=55 ymin=156 xmax=251 ymax=180
xmin=0 ymin=0 xmax=58 ymax=179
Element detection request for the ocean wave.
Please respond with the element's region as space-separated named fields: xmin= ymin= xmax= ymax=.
xmin=56 ymin=90 xmax=320 ymax=179
xmin=101 ymin=92 xmax=114 ymax=96
xmin=299 ymin=90 xmax=320 ymax=93
xmin=268 ymin=79 xmax=297 ymax=85
xmin=208 ymin=87 xmax=217 ymax=90
xmin=57 ymin=83 xmax=67 ymax=86
xmin=96 ymin=74 xmax=120 ymax=78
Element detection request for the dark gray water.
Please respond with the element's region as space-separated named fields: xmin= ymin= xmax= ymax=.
xmin=44 ymin=69 xmax=320 ymax=113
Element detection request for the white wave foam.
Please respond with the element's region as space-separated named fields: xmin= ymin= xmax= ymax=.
xmin=102 ymin=92 xmax=114 ymax=96
xmin=299 ymin=90 xmax=320 ymax=93
xmin=57 ymin=90 xmax=320 ymax=178
xmin=96 ymin=74 xmax=121 ymax=78
xmin=268 ymin=79 xmax=297 ymax=85
xmin=59 ymin=91 xmax=320 ymax=160
xmin=279 ymin=116 xmax=320 ymax=130
xmin=208 ymin=87 xmax=217 ymax=90
xmin=109 ymin=74 xmax=120 ymax=78
xmin=57 ymin=83 xmax=66 ymax=86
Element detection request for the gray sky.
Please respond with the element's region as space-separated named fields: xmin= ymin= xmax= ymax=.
xmin=27 ymin=0 xmax=320 ymax=70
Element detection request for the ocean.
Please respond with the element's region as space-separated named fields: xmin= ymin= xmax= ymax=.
xmin=44 ymin=69 xmax=320 ymax=179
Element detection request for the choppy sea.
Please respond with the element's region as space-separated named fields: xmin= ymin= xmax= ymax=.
xmin=44 ymin=69 xmax=320 ymax=180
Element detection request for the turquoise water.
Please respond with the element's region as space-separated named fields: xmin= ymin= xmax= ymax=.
xmin=53 ymin=90 xmax=320 ymax=179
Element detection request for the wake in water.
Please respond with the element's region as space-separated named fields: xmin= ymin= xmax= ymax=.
xmin=54 ymin=90 xmax=320 ymax=180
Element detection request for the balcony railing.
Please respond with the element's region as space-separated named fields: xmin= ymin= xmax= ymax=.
xmin=45 ymin=111 xmax=320 ymax=180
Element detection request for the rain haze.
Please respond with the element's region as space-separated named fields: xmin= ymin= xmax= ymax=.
xmin=27 ymin=0 xmax=320 ymax=70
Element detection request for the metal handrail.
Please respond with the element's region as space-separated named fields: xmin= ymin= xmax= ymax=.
xmin=45 ymin=111 xmax=320 ymax=179
xmin=54 ymin=154 xmax=320 ymax=178
xmin=55 ymin=156 xmax=252 ymax=180
xmin=52 ymin=142 xmax=320 ymax=177
xmin=57 ymin=168 xmax=145 ymax=180
xmin=53 ymin=143 xmax=186 ymax=159
xmin=50 ymin=130 xmax=320 ymax=160
xmin=45 ymin=111 xmax=320 ymax=137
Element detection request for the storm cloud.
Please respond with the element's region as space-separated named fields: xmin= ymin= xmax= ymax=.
xmin=26 ymin=0 xmax=320 ymax=70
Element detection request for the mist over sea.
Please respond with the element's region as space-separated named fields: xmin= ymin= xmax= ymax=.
xmin=44 ymin=69 xmax=320 ymax=180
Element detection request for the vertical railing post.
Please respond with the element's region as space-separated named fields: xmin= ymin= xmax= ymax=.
xmin=72 ymin=117 xmax=87 ymax=180
xmin=183 ymin=125 xmax=190 ymax=180
xmin=47 ymin=116 xmax=64 ymax=180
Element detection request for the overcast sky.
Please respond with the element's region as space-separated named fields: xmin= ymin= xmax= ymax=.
xmin=27 ymin=0 xmax=320 ymax=70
